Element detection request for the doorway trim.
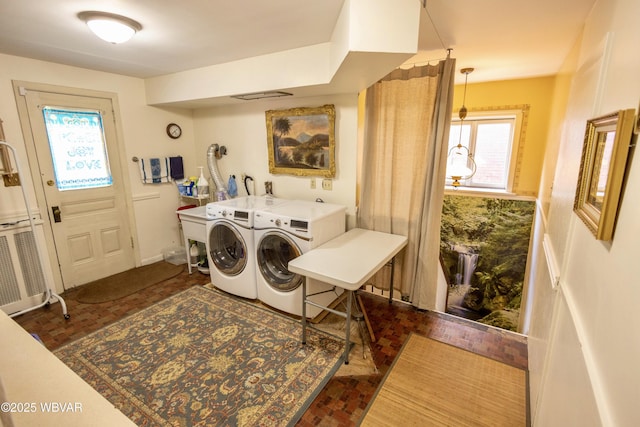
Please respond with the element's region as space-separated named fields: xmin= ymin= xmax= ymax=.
xmin=12 ymin=80 xmax=140 ymax=292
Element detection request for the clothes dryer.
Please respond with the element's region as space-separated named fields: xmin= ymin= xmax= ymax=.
xmin=205 ymin=195 xmax=284 ymax=299
xmin=253 ymin=200 xmax=346 ymax=317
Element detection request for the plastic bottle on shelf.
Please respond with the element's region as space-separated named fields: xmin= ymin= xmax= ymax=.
xmin=228 ymin=175 xmax=238 ymax=198
xmin=189 ymin=176 xmax=198 ymax=197
xmin=189 ymin=242 xmax=199 ymax=265
xmin=197 ymin=166 xmax=209 ymax=198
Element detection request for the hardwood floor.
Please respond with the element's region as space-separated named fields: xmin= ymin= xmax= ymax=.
xmin=12 ymin=267 xmax=528 ymax=426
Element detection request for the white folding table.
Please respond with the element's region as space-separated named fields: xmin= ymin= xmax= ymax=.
xmin=288 ymin=228 xmax=407 ymax=364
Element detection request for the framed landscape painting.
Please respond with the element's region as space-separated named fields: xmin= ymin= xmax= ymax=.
xmin=265 ymin=104 xmax=336 ymax=177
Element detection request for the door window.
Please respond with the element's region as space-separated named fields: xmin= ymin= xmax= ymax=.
xmin=42 ymin=107 xmax=112 ymax=191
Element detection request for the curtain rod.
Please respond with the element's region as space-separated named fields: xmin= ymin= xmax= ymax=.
xmin=397 ymin=48 xmax=452 ymax=69
xmin=398 ymin=56 xmax=446 ymax=69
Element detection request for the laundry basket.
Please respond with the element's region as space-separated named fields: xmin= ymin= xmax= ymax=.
xmin=163 ymin=246 xmax=187 ymax=265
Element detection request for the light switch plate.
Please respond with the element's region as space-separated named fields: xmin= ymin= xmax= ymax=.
xmin=2 ymin=173 xmax=20 ymax=187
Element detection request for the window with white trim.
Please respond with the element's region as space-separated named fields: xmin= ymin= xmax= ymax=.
xmin=446 ymin=108 xmax=526 ymax=192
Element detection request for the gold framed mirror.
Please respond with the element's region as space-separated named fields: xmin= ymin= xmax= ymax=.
xmin=573 ymin=109 xmax=635 ymax=241
xmin=0 ymin=118 xmax=11 ymax=173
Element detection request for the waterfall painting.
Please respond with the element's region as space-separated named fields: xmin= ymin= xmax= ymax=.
xmin=440 ymin=195 xmax=535 ymax=332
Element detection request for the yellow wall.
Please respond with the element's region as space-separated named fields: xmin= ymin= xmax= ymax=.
xmin=453 ymin=76 xmax=556 ymax=196
xmin=538 ymin=38 xmax=581 ymax=218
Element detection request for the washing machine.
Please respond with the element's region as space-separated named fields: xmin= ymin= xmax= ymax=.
xmin=253 ymin=200 xmax=346 ymax=318
xmin=205 ymin=195 xmax=284 ymax=299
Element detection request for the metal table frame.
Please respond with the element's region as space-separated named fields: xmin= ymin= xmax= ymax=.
xmin=288 ymin=228 xmax=407 ymax=364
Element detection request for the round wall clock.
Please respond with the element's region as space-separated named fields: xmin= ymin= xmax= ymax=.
xmin=166 ymin=123 xmax=182 ymax=139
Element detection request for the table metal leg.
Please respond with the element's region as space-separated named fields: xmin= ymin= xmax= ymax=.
xmin=352 ymin=293 xmax=368 ymax=359
xmin=184 ymin=236 xmax=192 ymax=274
xmin=388 ymin=258 xmax=395 ymax=303
xmin=344 ymin=290 xmax=352 ymax=365
xmin=301 ymin=278 xmax=307 ymax=345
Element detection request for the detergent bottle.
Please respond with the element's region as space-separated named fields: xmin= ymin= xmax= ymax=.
xmin=196 ymin=166 xmax=209 ymax=197
xmin=189 ymin=242 xmax=199 ymax=266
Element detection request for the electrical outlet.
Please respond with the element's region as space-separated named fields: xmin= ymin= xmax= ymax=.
xmin=310 ymin=178 xmax=316 ymax=189
xmin=322 ymin=179 xmax=332 ymax=190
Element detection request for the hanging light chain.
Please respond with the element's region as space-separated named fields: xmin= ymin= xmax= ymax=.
xmin=447 ymin=67 xmax=477 ymax=188
xmin=459 ymin=67 xmax=473 ymax=121
xmin=456 ymin=68 xmax=473 ymax=149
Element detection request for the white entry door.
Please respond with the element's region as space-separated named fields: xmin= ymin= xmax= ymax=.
xmin=18 ymin=86 xmax=135 ymax=288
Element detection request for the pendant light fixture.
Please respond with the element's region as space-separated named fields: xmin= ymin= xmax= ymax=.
xmin=78 ymin=11 xmax=142 ymax=44
xmin=447 ymin=67 xmax=477 ymax=188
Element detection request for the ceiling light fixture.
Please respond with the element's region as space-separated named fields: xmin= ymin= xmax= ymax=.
xmin=78 ymin=11 xmax=142 ymax=44
xmin=446 ymin=67 xmax=477 ymax=188
xmin=231 ymin=91 xmax=293 ymax=101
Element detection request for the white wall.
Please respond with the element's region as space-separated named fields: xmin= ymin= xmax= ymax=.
xmin=192 ymin=94 xmax=359 ymax=228
xmin=0 ymin=51 xmax=362 ymax=296
xmin=0 ymin=53 xmax=197 ymax=291
xmin=529 ymin=0 xmax=640 ymax=424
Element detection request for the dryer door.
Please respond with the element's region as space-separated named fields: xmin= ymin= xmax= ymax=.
xmin=256 ymin=231 xmax=303 ymax=292
xmin=208 ymin=222 xmax=247 ymax=276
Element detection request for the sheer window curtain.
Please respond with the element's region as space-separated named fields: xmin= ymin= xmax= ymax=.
xmin=357 ymin=58 xmax=455 ymax=310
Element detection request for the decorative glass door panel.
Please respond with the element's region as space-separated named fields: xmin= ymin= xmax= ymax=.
xmin=43 ymin=107 xmax=112 ymax=191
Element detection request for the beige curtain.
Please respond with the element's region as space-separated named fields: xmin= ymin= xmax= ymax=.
xmin=357 ymin=58 xmax=455 ymax=309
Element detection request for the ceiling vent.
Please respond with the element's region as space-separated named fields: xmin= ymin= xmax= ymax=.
xmin=230 ymin=91 xmax=293 ymax=101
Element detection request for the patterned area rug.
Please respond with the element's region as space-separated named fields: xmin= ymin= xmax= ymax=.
xmin=54 ymin=286 xmax=345 ymax=426
xmin=203 ymin=283 xmax=378 ymax=377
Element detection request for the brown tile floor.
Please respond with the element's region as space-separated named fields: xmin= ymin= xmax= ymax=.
xmin=13 ymin=269 xmax=528 ymax=426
